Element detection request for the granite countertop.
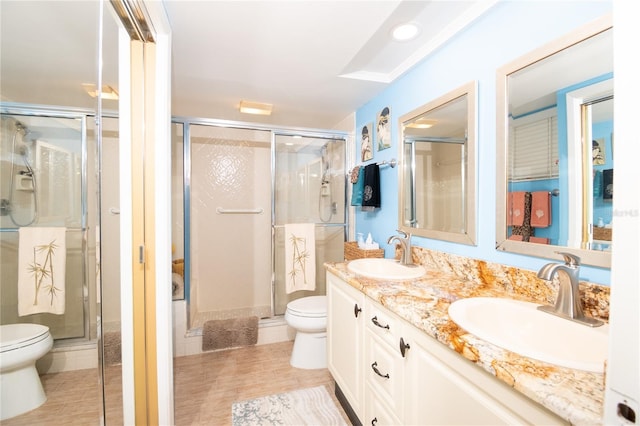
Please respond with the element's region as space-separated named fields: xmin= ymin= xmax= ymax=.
xmin=325 ymin=261 xmax=605 ymax=426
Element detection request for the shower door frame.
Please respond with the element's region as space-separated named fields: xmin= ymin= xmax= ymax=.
xmin=0 ymin=103 xmax=98 ymax=344
xmin=173 ymin=117 xmax=349 ymax=323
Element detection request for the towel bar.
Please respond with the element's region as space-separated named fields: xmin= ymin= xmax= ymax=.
xmin=348 ymin=158 xmax=396 ymax=176
xmin=216 ymin=207 xmax=264 ymax=215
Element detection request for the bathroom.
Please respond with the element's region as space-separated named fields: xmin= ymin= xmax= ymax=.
xmin=1 ymin=0 xmax=637 ymax=425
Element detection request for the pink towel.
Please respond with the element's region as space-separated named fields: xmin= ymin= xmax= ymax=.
xmin=529 ymin=236 xmax=549 ymax=244
xmin=508 ymin=234 xmax=523 ymax=241
xmin=507 ymin=192 xmax=526 ymax=226
xmin=530 ymin=191 xmax=551 ymax=228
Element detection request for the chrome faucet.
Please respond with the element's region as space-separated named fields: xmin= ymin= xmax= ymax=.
xmin=537 ymin=252 xmax=603 ymax=327
xmin=387 ymin=230 xmax=413 ymax=266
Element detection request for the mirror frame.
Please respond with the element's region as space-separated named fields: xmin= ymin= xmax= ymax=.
xmin=398 ymin=81 xmax=477 ymax=245
xmin=495 ymin=15 xmax=612 ymax=268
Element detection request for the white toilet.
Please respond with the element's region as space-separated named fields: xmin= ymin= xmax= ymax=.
xmin=284 ymin=295 xmax=327 ymax=369
xmin=0 ymin=323 xmax=53 ymax=421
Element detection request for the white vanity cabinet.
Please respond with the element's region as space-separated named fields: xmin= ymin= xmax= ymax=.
xmin=327 ymin=272 xmax=569 ymax=426
xmin=327 ymin=272 xmax=365 ymax=420
xmin=401 ymin=324 xmax=561 ymax=425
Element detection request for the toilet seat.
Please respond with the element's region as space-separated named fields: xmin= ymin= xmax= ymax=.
xmin=0 ymin=324 xmax=51 ymax=353
xmin=286 ymin=295 xmax=326 ymax=318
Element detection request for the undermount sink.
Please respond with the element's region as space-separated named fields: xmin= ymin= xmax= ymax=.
xmin=448 ymin=297 xmax=609 ymax=372
xmin=347 ymin=258 xmax=426 ymax=280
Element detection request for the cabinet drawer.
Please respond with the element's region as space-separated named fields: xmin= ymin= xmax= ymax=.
xmin=365 ymin=382 xmax=402 ymax=426
xmin=366 ymin=300 xmax=401 ymax=350
xmin=365 ymin=330 xmax=404 ymax=413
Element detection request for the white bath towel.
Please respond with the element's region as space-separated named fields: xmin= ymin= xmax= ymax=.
xmin=284 ymin=223 xmax=316 ymax=294
xmin=18 ymin=227 xmax=66 ymax=316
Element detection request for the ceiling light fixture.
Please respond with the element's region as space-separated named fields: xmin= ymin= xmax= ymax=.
xmin=82 ymin=83 xmax=119 ymax=100
xmin=391 ymin=22 xmax=420 ymax=42
xmin=239 ymin=100 xmax=273 ymax=116
xmin=407 ymin=118 xmax=436 ymax=129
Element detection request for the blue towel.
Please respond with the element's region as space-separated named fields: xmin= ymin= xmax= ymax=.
xmin=351 ymin=167 xmax=363 ymax=206
xmin=593 ymin=170 xmax=602 ymax=198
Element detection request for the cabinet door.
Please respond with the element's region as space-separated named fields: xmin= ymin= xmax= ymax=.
xmin=402 ymin=326 xmax=526 ymax=425
xmin=327 ymin=272 xmax=365 ymax=420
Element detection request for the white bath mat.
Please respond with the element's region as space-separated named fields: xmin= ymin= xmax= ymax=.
xmin=231 ymin=385 xmax=346 ymax=426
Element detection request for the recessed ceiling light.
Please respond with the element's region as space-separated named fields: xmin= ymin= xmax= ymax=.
xmin=407 ymin=118 xmax=437 ymax=129
xmin=391 ymin=22 xmax=420 ymax=42
xmin=239 ymin=100 xmax=273 ymax=116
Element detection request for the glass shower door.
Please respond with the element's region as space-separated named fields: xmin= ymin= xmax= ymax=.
xmin=188 ymin=124 xmax=273 ymax=325
xmin=273 ymin=134 xmax=346 ymax=315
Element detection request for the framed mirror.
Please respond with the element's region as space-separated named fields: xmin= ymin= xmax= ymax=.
xmin=398 ymin=81 xmax=477 ymax=245
xmin=496 ymin=16 xmax=612 ymax=268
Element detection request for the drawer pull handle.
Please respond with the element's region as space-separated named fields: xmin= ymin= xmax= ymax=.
xmin=371 ymin=362 xmax=390 ymax=379
xmin=399 ymin=337 xmax=411 ymax=357
xmin=371 ymin=316 xmax=390 ymax=330
xmin=371 ymin=418 xmax=378 ymax=425
xmin=354 ymin=303 xmax=362 ymax=318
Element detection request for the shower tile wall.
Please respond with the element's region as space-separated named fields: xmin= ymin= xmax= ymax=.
xmin=190 ymin=127 xmax=272 ymax=319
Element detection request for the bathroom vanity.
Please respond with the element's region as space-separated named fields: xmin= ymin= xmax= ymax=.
xmin=326 ymin=261 xmax=607 ymax=425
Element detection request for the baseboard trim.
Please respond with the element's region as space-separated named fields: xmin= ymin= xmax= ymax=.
xmin=335 ymin=382 xmax=361 ymax=426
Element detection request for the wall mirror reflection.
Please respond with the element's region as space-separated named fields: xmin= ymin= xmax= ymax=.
xmin=496 ymin=17 xmax=612 ymax=268
xmin=399 ymin=81 xmax=477 ymax=245
xmin=0 ymin=0 xmax=125 ymax=422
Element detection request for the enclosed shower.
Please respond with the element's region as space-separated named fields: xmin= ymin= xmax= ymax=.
xmin=4 ymin=121 xmax=38 ymax=227
xmin=171 ymin=120 xmax=347 ymax=330
xmin=0 ymin=112 xmax=95 ymax=343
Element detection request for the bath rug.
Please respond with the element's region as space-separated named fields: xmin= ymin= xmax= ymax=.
xmin=231 ymin=385 xmax=347 ymax=426
xmin=103 ymin=331 xmax=122 ymax=366
xmin=202 ymin=316 xmax=258 ymax=351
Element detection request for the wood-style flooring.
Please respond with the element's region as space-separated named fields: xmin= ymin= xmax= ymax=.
xmin=0 ymin=341 xmax=349 ymax=425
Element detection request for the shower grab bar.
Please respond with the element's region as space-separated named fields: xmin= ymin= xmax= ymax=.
xmin=0 ymin=227 xmax=85 ymax=232
xmin=216 ymin=207 xmax=264 ymax=215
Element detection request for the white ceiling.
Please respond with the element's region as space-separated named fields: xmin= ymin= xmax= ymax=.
xmin=1 ymin=0 xmax=497 ymax=130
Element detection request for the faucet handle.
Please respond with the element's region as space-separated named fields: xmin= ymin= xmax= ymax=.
xmin=556 ymin=251 xmax=581 ymax=267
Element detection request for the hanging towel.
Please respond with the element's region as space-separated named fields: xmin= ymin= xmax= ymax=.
xmin=18 ymin=227 xmax=66 ymax=316
xmin=593 ymin=170 xmax=602 ymax=198
xmin=284 ymin=223 xmax=316 ymax=294
xmin=350 ymin=167 xmax=364 ymax=206
xmin=507 ymin=191 xmax=526 ymax=226
xmin=603 ymin=168 xmax=613 ymax=200
xmin=530 ymin=191 xmax=551 ymax=228
xmin=361 ymin=163 xmax=380 ymax=211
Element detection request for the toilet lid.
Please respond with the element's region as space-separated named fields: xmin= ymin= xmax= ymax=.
xmin=287 ymin=296 xmax=327 ymax=317
xmin=0 ymin=324 xmax=50 ymax=352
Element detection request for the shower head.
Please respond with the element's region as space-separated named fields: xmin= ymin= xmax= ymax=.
xmin=15 ymin=121 xmax=28 ymax=135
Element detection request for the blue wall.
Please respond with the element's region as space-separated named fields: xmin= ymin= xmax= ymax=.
xmin=354 ymin=1 xmax=612 ymax=285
